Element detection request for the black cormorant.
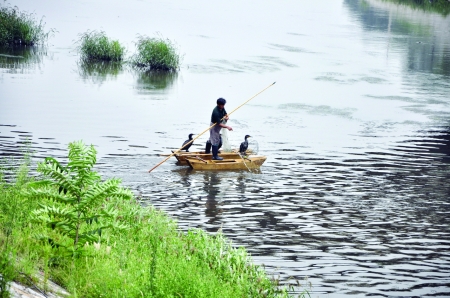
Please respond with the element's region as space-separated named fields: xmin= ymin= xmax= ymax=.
xmin=239 ymin=135 xmax=251 ymax=154
xmin=183 ymin=133 xmax=194 ymax=152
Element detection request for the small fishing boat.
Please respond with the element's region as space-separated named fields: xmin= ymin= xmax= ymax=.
xmin=185 ymin=155 xmax=267 ymax=170
xmin=171 ymin=150 xmax=252 ymax=165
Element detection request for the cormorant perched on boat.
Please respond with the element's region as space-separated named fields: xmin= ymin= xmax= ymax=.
xmin=182 ymin=133 xmax=194 ymax=152
xmin=239 ymin=135 xmax=251 ymax=154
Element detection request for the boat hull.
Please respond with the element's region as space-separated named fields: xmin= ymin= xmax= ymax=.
xmin=185 ymin=156 xmax=267 ymax=170
xmin=172 ymin=150 xmax=243 ymax=165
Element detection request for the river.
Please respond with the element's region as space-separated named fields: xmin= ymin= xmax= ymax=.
xmin=1 ymin=0 xmax=449 ymax=297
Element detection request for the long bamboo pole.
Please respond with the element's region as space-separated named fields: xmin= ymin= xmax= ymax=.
xmin=148 ymin=82 xmax=276 ymax=173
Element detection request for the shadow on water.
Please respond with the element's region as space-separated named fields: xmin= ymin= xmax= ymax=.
xmin=344 ymin=0 xmax=450 ymax=77
xmin=0 ymin=46 xmax=48 ymax=72
xmin=77 ymin=59 xmax=124 ymax=85
xmin=133 ymin=70 xmax=178 ymax=97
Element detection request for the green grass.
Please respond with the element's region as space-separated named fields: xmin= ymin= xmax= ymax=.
xmin=77 ymin=30 xmax=125 ymax=62
xmin=132 ymin=35 xmax=181 ymax=71
xmin=0 ymin=3 xmax=52 ymax=46
xmin=0 ymin=143 xmax=310 ymax=298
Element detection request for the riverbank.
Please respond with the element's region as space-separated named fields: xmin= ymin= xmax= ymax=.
xmin=7 ymin=272 xmax=69 ymax=298
xmin=0 ymin=150 xmax=306 ymax=298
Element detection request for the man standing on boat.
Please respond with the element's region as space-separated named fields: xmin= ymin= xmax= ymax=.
xmin=210 ymin=98 xmax=232 ymax=160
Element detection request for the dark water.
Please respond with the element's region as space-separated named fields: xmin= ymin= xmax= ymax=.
xmin=1 ymin=1 xmax=450 ymax=297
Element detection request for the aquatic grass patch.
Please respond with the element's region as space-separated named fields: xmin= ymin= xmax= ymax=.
xmin=77 ymin=30 xmax=125 ymax=62
xmin=0 ymin=3 xmax=52 ymax=46
xmin=132 ymin=35 xmax=181 ymax=71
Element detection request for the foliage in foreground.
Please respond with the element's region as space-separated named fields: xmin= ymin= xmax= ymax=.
xmin=77 ymin=30 xmax=125 ymax=62
xmin=132 ymin=35 xmax=181 ymax=71
xmin=0 ymin=156 xmax=35 ymax=298
xmin=28 ymin=141 xmax=132 ymax=257
xmin=0 ymin=3 xmax=52 ymax=46
xmin=0 ymin=141 xmax=309 ymax=297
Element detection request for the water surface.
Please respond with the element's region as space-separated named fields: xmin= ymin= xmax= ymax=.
xmin=1 ymin=1 xmax=449 ymax=297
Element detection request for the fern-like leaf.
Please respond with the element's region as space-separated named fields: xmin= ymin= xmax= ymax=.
xmin=28 ymin=187 xmax=78 ymax=204
xmin=37 ymin=160 xmax=80 ymax=197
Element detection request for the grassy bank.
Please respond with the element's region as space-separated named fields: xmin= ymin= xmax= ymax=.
xmin=0 ymin=3 xmax=52 ymax=46
xmin=0 ymin=141 xmax=308 ymax=298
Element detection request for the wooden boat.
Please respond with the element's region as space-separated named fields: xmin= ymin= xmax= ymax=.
xmin=185 ymin=155 xmax=267 ymax=170
xmin=171 ymin=150 xmax=251 ymax=165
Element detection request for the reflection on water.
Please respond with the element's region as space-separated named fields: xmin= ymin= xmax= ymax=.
xmin=202 ymin=172 xmax=223 ymax=228
xmin=134 ymin=70 xmax=177 ymax=97
xmin=0 ymin=46 xmax=48 ymax=73
xmin=384 ymin=0 xmax=450 ymax=16
xmin=399 ymin=126 xmax=450 ymax=162
xmin=77 ymin=60 xmax=123 ymax=84
xmin=345 ymin=0 xmax=450 ymax=77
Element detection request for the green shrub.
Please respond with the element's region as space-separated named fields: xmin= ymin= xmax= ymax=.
xmin=27 ymin=140 xmax=132 ymax=257
xmin=0 ymin=3 xmax=51 ymax=46
xmin=132 ymin=35 xmax=181 ymax=71
xmin=77 ymin=30 xmax=125 ymax=62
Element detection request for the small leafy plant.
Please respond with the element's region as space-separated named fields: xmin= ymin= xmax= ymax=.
xmin=28 ymin=140 xmax=132 ymax=257
xmin=0 ymin=3 xmax=52 ymax=46
xmin=77 ymin=30 xmax=125 ymax=62
xmin=132 ymin=34 xmax=181 ymax=71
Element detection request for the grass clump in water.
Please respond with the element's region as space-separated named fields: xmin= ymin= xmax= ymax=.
xmin=132 ymin=35 xmax=181 ymax=71
xmin=0 ymin=3 xmax=52 ymax=46
xmin=77 ymin=30 xmax=125 ymax=62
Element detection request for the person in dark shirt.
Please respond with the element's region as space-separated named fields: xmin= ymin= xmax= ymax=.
xmin=209 ymin=98 xmax=232 ymax=160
